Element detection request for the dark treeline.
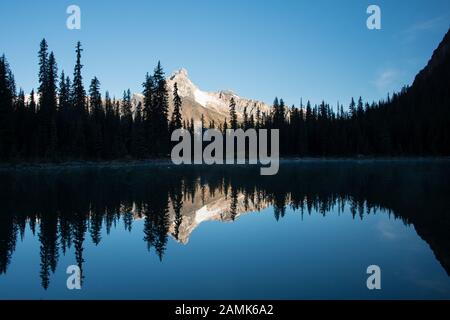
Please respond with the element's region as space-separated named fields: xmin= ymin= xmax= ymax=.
xmin=1 ymin=162 xmax=449 ymax=288
xmin=1 ymin=36 xmax=449 ymax=162
xmin=0 ymin=39 xmax=175 ymax=161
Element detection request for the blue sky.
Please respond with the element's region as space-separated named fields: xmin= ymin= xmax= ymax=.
xmin=0 ymin=0 xmax=449 ymax=107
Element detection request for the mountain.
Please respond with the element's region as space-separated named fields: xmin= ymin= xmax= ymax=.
xmin=165 ymin=187 xmax=269 ymax=244
xmin=371 ymin=27 xmax=450 ymax=155
xmin=131 ymin=186 xmax=269 ymax=244
xmin=413 ymin=28 xmax=450 ymax=86
xmin=131 ymin=68 xmax=271 ymax=127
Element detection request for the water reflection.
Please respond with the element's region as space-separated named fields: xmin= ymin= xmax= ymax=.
xmin=0 ymin=160 xmax=449 ymax=290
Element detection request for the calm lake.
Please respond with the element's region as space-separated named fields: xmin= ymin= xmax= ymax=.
xmin=0 ymin=160 xmax=449 ymax=299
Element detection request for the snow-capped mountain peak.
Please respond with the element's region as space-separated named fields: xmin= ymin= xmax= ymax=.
xmin=162 ymin=68 xmax=271 ymax=126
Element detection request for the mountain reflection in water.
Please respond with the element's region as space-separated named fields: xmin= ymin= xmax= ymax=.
xmin=0 ymin=160 xmax=449 ymax=298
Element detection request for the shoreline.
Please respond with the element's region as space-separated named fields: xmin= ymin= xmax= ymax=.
xmin=1 ymin=156 xmax=450 ymax=171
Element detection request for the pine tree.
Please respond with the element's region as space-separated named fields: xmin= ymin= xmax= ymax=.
xmin=357 ymin=96 xmax=364 ymax=118
xmin=58 ymin=71 xmax=71 ymax=156
xmin=46 ymin=52 xmax=58 ymax=156
xmin=89 ymin=77 xmax=104 ymax=158
xmin=37 ymin=42 xmax=58 ymax=158
xmin=189 ymin=117 xmax=195 ymax=136
xmin=120 ymin=89 xmax=133 ymax=155
xmin=243 ymin=106 xmax=249 ymax=130
xmin=37 ymin=39 xmax=48 ymax=108
xmin=132 ymin=101 xmax=146 ymax=158
xmin=151 ymin=61 xmax=169 ymax=156
xmin=255 ymin=106 xmax=261 ymax=129
xmin=142 ymin=72 xmax=154 ymax=153
xmin=200 ymin=114 xmax=205 ymax=134
xmin=272 ymin=97 xmax=286 ymax=128
xmin=349 ymin=97 xmax=356 ymax=118
xmin=229 ymin=97 xmax=237 ymax=130
xmin=15 ymin=89 xmax=27 ymax=156
xmin=0 ymin=55 xmax=15 ymax=159
xmin=71 ymin=41 xmax=86 ymax=156
xmin=58 ymin=71 xmax=70 ymax=113
xmin=27 ymin=89 xmax=38 ymax=158
xmin=169 ymin=82 xmax=183 ymax=133
xmin=223 ymin=118 xmax=228 ymax=132
xmin=103 ymin=91 xmax=115 ymax=158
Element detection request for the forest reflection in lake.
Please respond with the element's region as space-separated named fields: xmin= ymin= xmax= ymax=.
xmin=0 ymin=160 xmax=449 ymax=299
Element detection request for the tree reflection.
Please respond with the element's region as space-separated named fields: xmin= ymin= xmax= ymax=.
xmin=0 ymin=161 xmax=449 ymax=289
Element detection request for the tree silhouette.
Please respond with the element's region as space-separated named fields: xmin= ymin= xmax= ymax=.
xmin=0 ymin=33 xmax=449 ymax=162
xmin=229 ymin=97 xmax=238 ymax=130
xmin=169 ymin=82 xmax=183 ymax=133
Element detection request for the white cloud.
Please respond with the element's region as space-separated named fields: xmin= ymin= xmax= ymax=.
xmin=376 ymin=220 xmax=398 ymax=240
xmin=400 ymin=15 xmax=448 ymax=43
xmin=373 ymin=69 xmax=398 ymax=92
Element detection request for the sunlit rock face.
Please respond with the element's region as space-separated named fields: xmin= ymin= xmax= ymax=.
xmin=130 ymin=184 xmax=269 ymax=245
xmin=131 ymin=68 xmax=271 ymax=129
xmin=164 ymin=185 xmax=269 ymax=244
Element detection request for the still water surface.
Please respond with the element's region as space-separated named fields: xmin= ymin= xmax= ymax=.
xmin=0 ymin=160 xmax=449 ymax=299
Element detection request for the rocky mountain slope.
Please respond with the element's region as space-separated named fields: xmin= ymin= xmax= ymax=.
xmin=132 ymin=68 xmax=271 ymax=127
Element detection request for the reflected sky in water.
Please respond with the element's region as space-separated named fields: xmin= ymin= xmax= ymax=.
xmin=0 ymin=160 xmax=449 ymax=299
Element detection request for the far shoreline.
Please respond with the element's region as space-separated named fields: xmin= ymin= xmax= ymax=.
xmin=1 ymin=156 xmax=450 ymax=172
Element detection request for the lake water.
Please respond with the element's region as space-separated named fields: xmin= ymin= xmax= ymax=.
xmin=0 ymin=160 xmax=449 ymax=299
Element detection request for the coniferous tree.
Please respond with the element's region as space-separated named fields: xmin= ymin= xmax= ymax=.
xmin=255 ymin=106 xmax=261 ymax=129
xmin=132 ymin=101 xmax=146 ymax=158
xmin=37 ymin=42 xmax=58 ymax=158
xmin=27 ymin=89 xmax=38 ymax=158
xmin=272 ymin=97 xmax=286 ymax=129
xmin=149 ymin=61 xmax=169 ymax=156
xmin=103 ymin=91 xmax=116 ymax=158
xmin=58 ymin=71 xmax=71 ymax=156
xmin=71 ymin=41 xmax=86 ymax=157
xmin=0 ymin=55 xmax=15 ymax=159
xmin=229 ymin=97 xmax=237 ymax=130
xmin=142 ymin=72 xmax=154 ymax=154
xmin=349 ymin=97 xmax=356 ymax=119
xmin=88 ymin=77 xmax=104 ymax=158
xmin=189 ymin=117 xmax=195 ymax=136
xmin=120 ymin=89 xmax=133 ymax=155
xmin=242 ymin=106 xmax=249 ymax=130
xmin=169 ymin=82 xmax=183 ymax=133
xmin=200 ymin=114 xmax=205 ymax=134
xmin=15 ymin=89 xmax=26 ymax=156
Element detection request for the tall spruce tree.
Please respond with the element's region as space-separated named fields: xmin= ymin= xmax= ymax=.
xmin=146 ymin=62 xmax=169 ymax=156
xmin=89 ymin=77 xmax=104 ymax=158
xmin=169 ymin=82 xmax=183 ymax=133
xmin=120 ymin=89 xmax=133 ymax=155
xmin=132 ymin=101 xmax=146 ymax=158
xmin=229 ymin=97 xmax=237 ymax=130
xmin=142 ymin=72 xmax=154 ymax=153
xmin=15 ymin=89 xmax=26 ymax=156
xmin=58 ymin=71 xmax=71 ymax=156
xmin=71 ymin=41 xmax=86 ymax=157
xmin=0 ymin=55 xmax=15 ymax=159
xmin=37 ymin=42 xmax=58 ymax=158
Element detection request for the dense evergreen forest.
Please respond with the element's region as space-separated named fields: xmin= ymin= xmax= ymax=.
xmin=0 ymin=34 xmax=449 ymax=162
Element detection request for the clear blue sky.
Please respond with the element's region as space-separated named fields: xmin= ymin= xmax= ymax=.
xmin=0 ymin=0 xmax=449 ymax=107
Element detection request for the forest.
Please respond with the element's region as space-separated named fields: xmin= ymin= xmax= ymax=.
xmin=0 ymin=37 xmax=449 ymax=162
